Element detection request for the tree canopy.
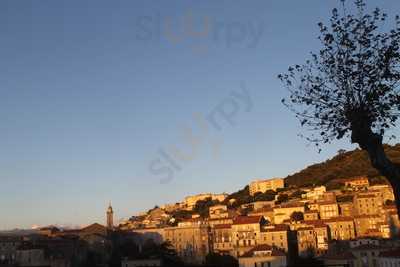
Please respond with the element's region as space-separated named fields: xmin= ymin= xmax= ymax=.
xmin=279 ymin=0 xmax=400 ymax=148
xmin=279 ymin=0 xmax=400 ymax=213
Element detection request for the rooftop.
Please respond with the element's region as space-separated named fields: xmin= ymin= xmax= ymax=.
xmin=241 ymin=244 xmax=286 ymax=258
xmin=233 ymin=216 xmax=262 ymax=225
xmin=213 ymin=224 xmax=232 ymax=229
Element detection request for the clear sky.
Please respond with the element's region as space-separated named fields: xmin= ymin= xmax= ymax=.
xmin=1 ymin=0 xmax=400 ymax=230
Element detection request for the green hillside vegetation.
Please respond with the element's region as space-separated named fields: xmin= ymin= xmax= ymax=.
xmin=285 ymin=144 xmax=400 ymax=187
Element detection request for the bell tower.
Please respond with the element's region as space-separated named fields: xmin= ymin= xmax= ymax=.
xmin=106 ymin=202 xmax=114 ymax=229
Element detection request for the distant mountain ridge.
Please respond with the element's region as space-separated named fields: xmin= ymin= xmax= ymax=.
xmin=0 ymin=229 xmax=38 ymax=236
xmin=284 ymin=144 xmax=400 ymax=187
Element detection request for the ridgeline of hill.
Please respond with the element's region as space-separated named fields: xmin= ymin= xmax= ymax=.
xmin=284 ymin=144 xmax=400 ymax=187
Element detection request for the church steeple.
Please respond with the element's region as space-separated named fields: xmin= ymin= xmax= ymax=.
xmin=106 ymin=202 xmax=114 ymax=229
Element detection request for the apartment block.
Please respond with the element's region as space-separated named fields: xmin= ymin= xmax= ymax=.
xmin=163 ymin=222 xmax=211 ymax=264
xmin=249 ymin=178 xmax=285 ymax=196
xmin=231 ymin=216 xmax=266 ymax=257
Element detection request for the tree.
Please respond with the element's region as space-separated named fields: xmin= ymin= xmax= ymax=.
xmin=370 ymin=175 xmax=389 ymax=185
xmin=253 ymin=190 xmax=277 ymax=201
xmin=141 ymin=240 xmax=184 ymax=267
xmin=279 ymin=0 xmax=400 ymax=214
xmin=326 ymin=181 xmax=345 ymax=191
xmin=205 ymin=253 xmax=239 ymax=267
xmin=193 ymin=197 xmax=220 ymax=218
xmin=290 ymin=190 xmax=306 ymax=199
xmin=224 ymin=186 xmax=253 ymax=207
xmin=386 ymin=199 xmax=395 ymax=206
xmin=290 ymin=211 xmax=304 ymax=222
xmin=276 ymin=193 xmax=289 ymax=204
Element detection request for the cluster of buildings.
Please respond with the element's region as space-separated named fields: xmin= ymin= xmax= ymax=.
xmin=2 ymin=177 xmax=400 ymax=267
xmin=0 ymin=204 xmax=117 ymax=267
xmin=123 ymin=176 xmax=400 ymax=266
xmin=0 ymin=223 xmax=114 ymax=267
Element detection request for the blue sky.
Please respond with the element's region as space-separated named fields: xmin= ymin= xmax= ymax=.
xmin=1 ymin=0 xmax=400 ymax=230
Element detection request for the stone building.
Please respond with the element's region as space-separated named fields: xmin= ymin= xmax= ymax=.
xmin=304 ymin=210 xmax=319 ymax=221
xmin=323 ymin=217 xmax=356 ymax=240
xmin=231 ymin=216 xmax=266 ymax=257
xmin=318 ymin=201 xmax=339 ymax=220
xmin=209 ymin=205 xmax=229 ymax=219
xmin=354 ymin=214 xmax=383 ymax=237
xmin=338 ymin=201 xmax=354 ymax=217
xmin=249 ymin=178 xmax=284 ymax=196
xmin=0 ymin=236 xmax=22 ymax=265
xmin=259 ymin=224 xmax=290 ymax=253
xmin=296 ymin=227 xmax=317 ymax=257
xmin=238 ymin=245 xmax=287 ymax=267
xmin=273 ymin=203 xmax=305 ymax=224
xmin=212 ymin=224 xmax=233 ymax=255
xmin=163 ymin=222 xmax=211 ymax=264
xmin=354 ymin=192 xmax=383 ymax=216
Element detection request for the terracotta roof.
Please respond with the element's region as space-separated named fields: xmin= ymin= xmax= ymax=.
xmin=213 ymin=224 xmax=232 ymax=229
xmin=208 ymin=217 xmax=234 ymax=222
xmin=81 ymin=223 xmax=106 ymax=230
xmin=364 ymin=229 xmax=381 ymax=235
xmin=263 ymin=224 xmax=289 ymax=232
xmin=240 ymin=244 xmax=286 ymax=258
xmin=233 ymin=216 xmax=262 ymax=225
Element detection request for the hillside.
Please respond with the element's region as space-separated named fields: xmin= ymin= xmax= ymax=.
xmin=284 ymin=144 xmax=400 ymax=187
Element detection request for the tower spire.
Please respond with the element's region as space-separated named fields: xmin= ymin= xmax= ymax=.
xmin=106 ymin=202 xmax=114 ymax=229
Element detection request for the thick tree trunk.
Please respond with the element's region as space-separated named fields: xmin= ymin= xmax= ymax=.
xmin=351 ymin=127 xmax=400 ymax=219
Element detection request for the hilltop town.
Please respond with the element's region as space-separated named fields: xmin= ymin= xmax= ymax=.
xmin=116 ymin=175 xmax=399 ymax=266
xmin=2 ymin=172 xmax=400 ymax=267
xmin=3 ymin=143 xmax=400 ymax=267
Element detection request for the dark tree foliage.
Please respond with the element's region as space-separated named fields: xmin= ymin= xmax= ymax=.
xmin=141 ymin=240 xmax=184 ymax=267
xmin=286 ymin=144 xmax=400 ymax=186
xmin=253 ymin=190 xmax=277 ymax=201
xmin=326 ymin=181 xmax=345 ymax=191
xmin=205 ymin=253 xmax=239 ymax=267
xmin=276 ymin=193 xmax=289 ymax=204
xmin=289 ymin=255 xmax=324 ymax=267
xmin=223 ymin=186 xmax=253 ymax=207
xmin=169 ymin=209 xmax=194 ymax=222
xmin=290 ymin=190 xmax=306 ymax=199
xmin=386 ymin=199 xmax=395 ymax=206
xmin=193 ymin=198 xmax=220 ymax=218
xmin=290 ymin=211 xmax=304 ymax=222
xmin=369 ymin=175 xmax=389 ymax=185
xmin=279 ymin=0 xmax=400 ymax=214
